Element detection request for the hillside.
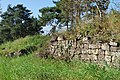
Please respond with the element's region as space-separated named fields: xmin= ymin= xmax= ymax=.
xmin=0 ymin=35 xmax=119 ymax=80
xmin=0 ymin=0 xmax=120 ymax=80
xmin=0 ymin=35 xmax=50 ymax=56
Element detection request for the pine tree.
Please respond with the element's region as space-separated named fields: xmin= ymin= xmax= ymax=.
xmin=0 ymin=4 xmax=42 ymax=42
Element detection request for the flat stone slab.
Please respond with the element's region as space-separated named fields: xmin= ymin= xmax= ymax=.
xmin=110 ymin=46 xmax=118 ymax=51
xmin=89 ymin=54 xmax=97 ymax=61
xmin=101 ymin=43 xmax=109 ymax=51
xmin=89 ymin=44 xmax=97 ymax=49
xmin=105 ymin=55 xmax=112 ymax=62
xmin=109 ymin=41 xmax=118 ymax=47
xmin=98 ymin=54 xmax=105 ymax=61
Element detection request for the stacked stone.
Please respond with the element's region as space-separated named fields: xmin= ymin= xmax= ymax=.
xmin=49 ymin=36 xmax=120 ymax=68
xmin=109 ymin=40 xmax=120 ymax=67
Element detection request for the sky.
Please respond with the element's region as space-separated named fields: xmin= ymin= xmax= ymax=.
xmin=0 ymin=0 xmax=55 ymax=17
xmin=0 ymin=0 xmax=120 ymax=17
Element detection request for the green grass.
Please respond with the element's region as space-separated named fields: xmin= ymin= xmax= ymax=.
xmin=0 ymin=35 xmax=50 ymax=55
xmin=0 ymin=33 xmax=119 ymax=80
xmin=0 ymin=54 xmax=120 ymax=80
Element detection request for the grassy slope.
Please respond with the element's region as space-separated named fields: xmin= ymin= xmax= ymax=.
xmin=0 ymin=55 xmax=120 ymax=80
xmin=0 ymin=35 xmax=119 ymax=80
xmin=0 ymin=35 xmax=50 ymax=55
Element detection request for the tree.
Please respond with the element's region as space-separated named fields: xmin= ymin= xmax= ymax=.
xmin=82 ymin=0 xmax=110 ymax=20
xmin=38 ymin=0 xmax=110 ymax=35
xmin=0 ymin=4 xmax=42 ymax=42
xmin=39 ymin=6 xmax=63 ymax=35
xmin=38 ymin=0 xmax=75 ymax=35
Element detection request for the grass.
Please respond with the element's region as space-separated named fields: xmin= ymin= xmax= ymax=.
xmin=0 ymin=7 xmax=120 ymax=80
xmin=0 ymin=54 xmax=120 ymax=80
xmin=0 ymin=27 xmax=119 ymax=80
xmin=0 ymin=35 xmax=50 ymax=55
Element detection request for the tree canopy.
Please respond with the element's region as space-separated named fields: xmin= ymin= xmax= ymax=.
xmin=0 ymin=4 xmax=43 ymax=43
xmin=38 ymin=0 xmax=110 ymax=35
xmin=0 ymin=0 xmax=119 ymax=43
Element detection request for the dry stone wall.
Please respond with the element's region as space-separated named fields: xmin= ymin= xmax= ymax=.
xmin=49 ymin=36 xmax=120 ymax=68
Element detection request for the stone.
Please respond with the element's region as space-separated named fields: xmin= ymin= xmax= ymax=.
xmin=80 ymin=54 xmax=90 ymax=61
xmin=76 ymin=50 xmax=81 ymax=55
xmin=57 ymin=53 xmax=62 ymax=57
xmin=82 ymin=37 xmax=90 ymax=43
xmin=69 ymin=40 xmax=74 ymax=45
xmin=61 ymin=40 xmax=66 ymax=44
xmin=81 ymin=49 xmax=88 ymax=54
xmin=97 ymin=49 xmax=104 ymax=55
xmin=99 ymin=49 xmax=105 ymax=54
xmin=65 ymin=40 xmax=68 ymax=44
xmin=97 ymin=41 xmax=103 ymax=43
xmin=73 ymin=44 xmax=77 ymax=48
xmin=89 ymin=54 xmax=97 ymax=61
xmin=106 ymin=61 xmax=111 ymax=66
xmin=79 ymin=44 xmax=84 ymax=49
xmin=117 ymin=48 xmax=120 ymax=52
xmin=105 ymin=55 xmax=112 ymax=62
xmin=83 ymin=43 xmax=89 ymax=49
xmin=109 ymin=39 xmax=118 ymax=47
xmin=57 ymin=36 xmax=64 ymax=41
xmin=76 ymin=42 xmax=80 ymax=48
xmin=111 ymin=51 xmax=118 ymax=56
xmin=52 ymin=42 xmax=58 ymax=46
xmin=101 ymin=43 xmax=109 ymax=51
xmin=93 ymin=49 xmax=99 ymax=55
xmin=98 ymin=54 xmax=105 ymax=61
xmin=104 ymin=50 xmax=110 ymax=55
xmin=79 ymin=48 xmax=82 ymax=54
xmin=69 ymin=50 xmax=75 ymax=56
xmin=96 ymin=43 xmax=101 ymax=49
xmin=112 ymin=58 xmax=120 ymax=68
xmin=89 ymin=44 xmax=97 ymax=49
xmin=72 ymin=54 xmax=80 ymax=60
xmin=7 ymin=52 xmax=16 ymax=57
xmin=87 ymin=49 xmax=93 ymax=54
xmin=113 ymin=63 xmax=120 ymax=68
xmin=109 ymin=41 xmax=118 ymax=47
xmin=93 ymin=60 xmax=99 ymax=64
xmin=83 ymin=37 xmax=88 ymax=41
xmin=86 ymin=49 xmax=99 ymax=55
xmin=110 ymin=46 xmax=118 ymax=51
xmin=48 ymin=36 xmax=120 ymax=68
xmin=50 ymin=36 xmax=57 ymax=43
xmin=76 ymin=34 xmax=82 ymax=40
xmin=111 ymin=55 xmax=116 ymax=62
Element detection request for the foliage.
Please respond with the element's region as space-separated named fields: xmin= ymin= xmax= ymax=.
xmin=41 ymin=0 xmax=110 ymax=33
xmin=39 ymin=7 xmax=63 ymax=35
xmin=77 ymin=9 xmax=120 ymax=42
xmin=0 ymin=4 xmax=43 ymax=43
xmin=0 ymin=1 xmax=119 ymax=80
